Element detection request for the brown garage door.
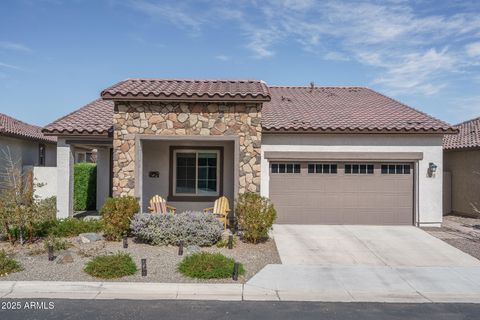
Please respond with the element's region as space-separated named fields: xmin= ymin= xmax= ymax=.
xmin=269 ymin=162 xmax=414 ymax=225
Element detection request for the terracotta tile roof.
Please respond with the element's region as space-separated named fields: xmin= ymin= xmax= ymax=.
xmin=263 ymin=86 xmax=455 ymax=133
xmin=0 ymin=113 xmax=56 ymax=143
xmin=101 ymin=78 xmax=271 ymax=101
xmin=44 ymin=81 xmax=456 ymax=136
xmin=43 ymin=99 xmax=114 ymax=135
xmin=443 ymin=117 xmax=480 ymax=150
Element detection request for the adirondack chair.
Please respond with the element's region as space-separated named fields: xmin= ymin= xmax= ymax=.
xmin=148 ymin=195 xmax=176 ymax=214
xmin=204 ymin=196 xmax=230 ymax=229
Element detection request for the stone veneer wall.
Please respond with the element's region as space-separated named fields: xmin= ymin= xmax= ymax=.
xmin=112 ymin=101 xmax=262 ymax=197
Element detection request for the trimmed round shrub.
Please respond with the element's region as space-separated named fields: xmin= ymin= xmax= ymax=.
xmin=84 ymin=252 xmax=137 ymax=279
xmin=74 ymin=163 xmax=97 ymax=211
xmin=131 ymin=211 xmax=223 ymax=246
xmin=0 ymin=250 xmax=23 ymax=276
xmin=235 ymin=193 xmax=276 ymax=243
xmin=178 ymin=252 xmax=245 ymax=279
xmin=101 ymin=196 xmax=140 ymax=241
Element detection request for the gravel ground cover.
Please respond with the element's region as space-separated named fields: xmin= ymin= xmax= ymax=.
xmin=0 ymin=237 xmax=280 ymax=283
xmin=424 ymin=215 xmax=480 ymax=260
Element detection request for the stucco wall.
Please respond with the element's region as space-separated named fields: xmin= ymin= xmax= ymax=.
xmin=141 ymin=140 xmax=235 ymax=212
xmin=444 ymin=149 xmax=480 ymax=216
xmin=0 ymin=135 xmax=57 ymax=170
xmin=96 ymin=147 xmax=111 ymax=211
xmin=31 ymin=166 xmax=57 ymax=199
xmin=261 ymin=133 xmax=444 ymax=226
xmin=113 ymin=101 xmax=262 ymax=198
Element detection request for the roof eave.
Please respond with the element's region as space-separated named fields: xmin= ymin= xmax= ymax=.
xmin=101 ymin=93 xmax=271 ymax=103
xmin=262 ymin=127 xmax=458 ymax=134
xmin=0 ymin=132 xmax=57 ymax=144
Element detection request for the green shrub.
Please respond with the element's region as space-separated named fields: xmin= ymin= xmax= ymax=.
xmin=84 ymin=252 xmax=137 ymax=279
xmin=44 ymin=236 xmax=72 ymax=251
xmin=178 ymin=252 xmax=244 ymax=279
xmin=74 ymin=163 xmax=97 ymax=211
xmin=0 ymin=250 xmax=23 ymax=276
xmin=46 ymin=218 xmax=103 ymax=237
xmin=235 ymin=193 xmax=276 ymax=243
xmin=101 ymin=196 xmax=139 ymax=241
xmin=36 ymin=197 xmax=57 ymax=221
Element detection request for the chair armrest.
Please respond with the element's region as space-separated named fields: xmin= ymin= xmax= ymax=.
xmin=167 ymin=205 xmax=176 ymax=213
xmin=203 ymin=207 xmax=214 ymax=213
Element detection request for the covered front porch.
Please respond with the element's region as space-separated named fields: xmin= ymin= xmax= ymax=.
xmin=136 ymin=136 xmax=239 ymax=213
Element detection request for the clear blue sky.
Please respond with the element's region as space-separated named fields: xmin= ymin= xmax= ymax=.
xmin=1 ymin=0 xmax=479 ymax=126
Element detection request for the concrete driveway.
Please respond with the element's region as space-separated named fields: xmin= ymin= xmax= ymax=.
xmin=273 ymin=225 xmax=480 ymax=267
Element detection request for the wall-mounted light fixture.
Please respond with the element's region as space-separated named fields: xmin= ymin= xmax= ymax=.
xmin=428 ymin=162 xmax=438 ymax=177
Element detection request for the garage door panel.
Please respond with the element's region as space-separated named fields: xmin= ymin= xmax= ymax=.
xmin=270 ymin=161 xmax=414 ymax=225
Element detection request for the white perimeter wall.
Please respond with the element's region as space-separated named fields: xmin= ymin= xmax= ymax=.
xmin=261 ymin=134 xmax=444 ymax=226
xmin=31 ymin=166 xmax=57 ymax=199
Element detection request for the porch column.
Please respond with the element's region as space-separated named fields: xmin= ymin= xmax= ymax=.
xmin=96 ymin=147 xmax=111 ymax=211
xmin=56 ymin=138 xmax=74 ymax=218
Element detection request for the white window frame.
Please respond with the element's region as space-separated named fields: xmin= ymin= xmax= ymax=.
xmin=172 ymin=149 xmax=221 ymax=197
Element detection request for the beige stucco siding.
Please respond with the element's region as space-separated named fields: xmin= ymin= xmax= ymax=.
xmin=141 ymin=140 xmax=235 ymax=212
xmin=444 ymin=149 xmax=480 ymax=216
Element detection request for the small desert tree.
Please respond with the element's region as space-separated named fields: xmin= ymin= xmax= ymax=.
xmin=0 ymin=147 xmax=48 ymax=244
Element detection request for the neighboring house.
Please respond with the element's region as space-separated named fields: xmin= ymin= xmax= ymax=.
xmin=0 ymin=113 xmax=57 ymax=199
xmin=0 ymin=113 xmax=57 ymax=169
xmin=43 ymin=79 xmax=455 ymax=226
xmin=443 ymin=117 xmax=480 ymax=217
xmin=75 ymin=148 xmax=96 ymax=164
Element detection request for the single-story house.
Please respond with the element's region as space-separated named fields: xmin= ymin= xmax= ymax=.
xmin=0 ymin=113 xmax=58 ymax=198
xmin=443 ymin=117 xmax=480 ymax=216
xmin=0 ymin=113 xmax=57 ymax=170
xmin=43 ymin=79 xmax=456 ymax=226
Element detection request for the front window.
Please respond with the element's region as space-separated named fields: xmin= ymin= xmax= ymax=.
xmin=174 ymin=150 xmax=219 ymax=196
xmin=38 ymin=144 xmax=46 ymax=166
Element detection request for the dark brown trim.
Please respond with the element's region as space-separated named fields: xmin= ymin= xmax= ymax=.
xmin=168 ymin=146 xmax=224 ymax=202
xmin=444 ymin=147 xmax=480 ymax=152
xmin=42 ymin=131 xmax=112 ymax=137
xmin=65 ymin=139 xmax=113 ymax=145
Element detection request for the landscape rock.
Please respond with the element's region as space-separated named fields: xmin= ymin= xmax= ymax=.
xmin=56 ymin=251 xmax=74 ymax=264
xmin=185 ymin=245 xmax=201 ymax=256
xmin=222 ymin=229 xmax=233 ymax=241
xmin=78 ymin=233 xmax=103 ymax=244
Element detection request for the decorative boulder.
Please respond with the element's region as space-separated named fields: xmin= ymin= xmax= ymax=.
xmin=78 ymin=233 xmax=103 ymax=244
